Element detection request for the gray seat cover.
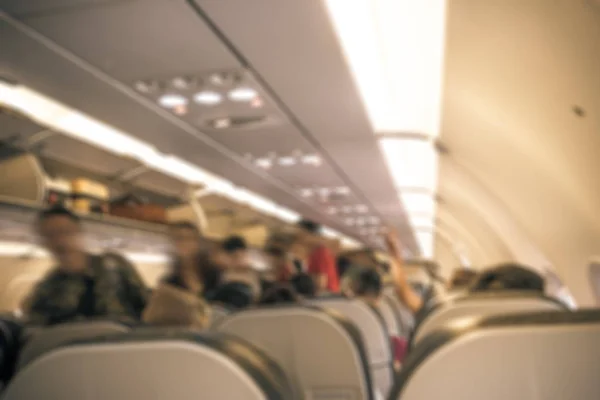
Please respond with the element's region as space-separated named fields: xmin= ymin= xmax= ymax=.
xmin=4 ymin=331 xmax=292 ymax=400
xmin=392 ymin=310 xmax=600 ymax=400
xmin=215 ymin=306 xmax=374 ymax=400
xmin=309 ymin=298 xmax=393 ymax=398
xmin=412 ymin=292 xmax=566 ymax=345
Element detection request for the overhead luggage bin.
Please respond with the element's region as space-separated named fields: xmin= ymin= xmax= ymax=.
xmin=17 ymin=319 xmax=131 ymax=371
xmin=4 ymin=331 xmax=292 ymax=400
xmin=309 ymin=297 xmax=393 ymax=399
xmin=391 ymin=309 xmax=600 ymax=400
xmin=215 ymin=306 xmax=374 ymax=400
xmin=411 ymin=291 xmax=567 ymax=346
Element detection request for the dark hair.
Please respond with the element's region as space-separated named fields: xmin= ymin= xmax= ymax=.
xmin=37 ymin=206 xmax=80 ymax=227
xmin=290 ymin=273 xmax=316 ymax=297
xmin=210 ymin=282 xmax=253 ymax=309
xmin=259 ymin=284 xmax=298 ymax=305
xmin=354 ymin=268 xmax=383 ymax=297
xmin=470 ymin=263 xmax=545 ymax=293
xmin=337 ymin=257 xmax=352 ymax=277
xmin=265 ymin=246 xmax=285 ymax=258
xmin=297 ymin=219 xmax=322 ymax=235
xmin=222 ymin=235 xmax=248 ymax=253
xmin=169 ymin=221 xmax=200 ymax=235
xmin=449 ymin=268 xmax=478 ymax=289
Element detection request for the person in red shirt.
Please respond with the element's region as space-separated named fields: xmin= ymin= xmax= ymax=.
xmin=297 ymin=220 xmax=340 ymax=293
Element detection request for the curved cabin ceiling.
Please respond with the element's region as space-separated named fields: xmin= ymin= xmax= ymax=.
xmin=1 ymin=0 xmax=599 ymax=304
xmin=441 ymin=0 xmax=600 ymax=305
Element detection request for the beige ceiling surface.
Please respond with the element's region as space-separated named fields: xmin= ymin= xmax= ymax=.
xmin=441 ymin=0 xmax=600 ymax=304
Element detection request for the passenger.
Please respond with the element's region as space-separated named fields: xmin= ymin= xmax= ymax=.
xmin=448 ymin=267 xmax=478 ymax=290
xmin=265 ymin=246 xmax=295 ymax=283
xmin=222 ymin=235 xmax=250 ymax=269
xmin=290 ymin=273 xmax=317 ymax=298
xmin=347 ymin=265 xmax=408 ymax=367
xmin=211 ymin=282 xmax=254 ymax=310
xmin=297 ymin=219 xmax=340 ymax=293
xmin=22 ymin=206 xmax=148 ymax=325
xmin=469 ymin=263 xmax=545 ymax=293
xmin=163 ymin=221 xmax=223 ymax=299
xmin=258 ymin=284 xmax=298 ymax=305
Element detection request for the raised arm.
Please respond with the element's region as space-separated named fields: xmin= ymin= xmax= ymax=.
xmin=385 ymin=230 xmax=423 ymax=315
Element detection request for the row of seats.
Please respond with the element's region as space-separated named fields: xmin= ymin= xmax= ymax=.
xmin=2 ymin=280 xmax=600 ymax=399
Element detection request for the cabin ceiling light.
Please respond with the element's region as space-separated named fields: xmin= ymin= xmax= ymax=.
xmin=300 ymin=188 xmax=313 ymax=197
xmin=158 ymin=94 xmax=188 ymax=109
xmin=334 ymin=186 xmax=350 ymax=195
xmin=194 ymin=91 xmax=223 ymax=105
xmin=277 ymin=156 xmax=296 ymax=167
xmin=379 ymin=137 xmax=437 ymax=190
xmin=171 ymin=77 xmax=192 ymax=90
xmin=212 ymin=117 xmax=231 ymax=129
xmin=324 ymin=0 xmax=447 ymax=136
xmin=254 ymin=157 xmax=272 ymax=170
xmin=228 ymin=87 xmax=258 ymax=102
xmin=415 ymin=231 xmax=434 ymax=258
xmin=301 ymin=153 xmax=322 ymax=167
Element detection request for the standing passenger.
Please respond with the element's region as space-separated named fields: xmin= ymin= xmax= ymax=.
xmin=297 ymin=220 xmax=340 ymax=294
xmin=22 ymin=207 xmax=148 ymax=325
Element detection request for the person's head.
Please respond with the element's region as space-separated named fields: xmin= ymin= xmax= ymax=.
xmin=36 ymin=207 xmax=85 ymax=266
xmin=169 ymin=221 xmax=202 ymax=260
xmin=290 ymin=273 xmax=316 ymax=298
xmin=470 ymin=263 xmax=545 ymax=293
xmin=222 ymin=235 xmax=249 ymax=268
xmin=448 ymin=268 xmax=478 ymax=290
xmin=352 ymin=268 xmax=383 ymax=305
xmin=210 ymin=282 xmax=254 ymax=309
xmin=337 ymin=256 xmax=352 ymax=277
xmin=259 ymin=284 xmax=298 ymax=305
xmin=265 ymin=246 xmax=287 ymax=270
xmin=296 ymin=219 xmax=323 ymax=249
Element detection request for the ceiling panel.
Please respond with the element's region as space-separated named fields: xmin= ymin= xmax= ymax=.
xmin=196 ymin=0 xmax=418 ymax=252
xmin=14 ymin=0 xmax=240 ymax=81
xmin=0 ymin=0 xmax=125 ymax=16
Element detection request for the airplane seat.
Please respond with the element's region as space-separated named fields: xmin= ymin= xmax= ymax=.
xmin=308 ymin=298 xmax=393 ymax=399
xmin=215 ymin=305 xmax=375 ymax=400
xmin=383 ymin=288 xmax=415 ymax=336
xmin=0 ymin=318 xmax=25 ymax=389
xmin=411 ymin=291 xmax=568 ymax=347
xmin=209 ymin=304 xmax=231 ymax=328
xmin=16 ymin=319 xmax=132 ymax=371
xmin=377 ymin=298 xmax=401 ymax=337
xmin=390 ymin=309 xmax=600 ymax=400
xmin=3 ymin=331 xmax=292 ymax=400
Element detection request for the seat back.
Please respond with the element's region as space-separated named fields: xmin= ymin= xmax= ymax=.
xmin=0 ymin=318 xmax=24 ymax=388
xmin=383 ymin=288 xmax=414 ymax=336
xmin=17 ymin=320 xmax=130 ymax=370
xmin=216 ymin=306 xmax=373 ymax=400
xmin=391 ymin=310 xmax=600 ymax=400
xmin=4 ymin=331 xmax=292 ymax=400
xmin=377 ymin=298 xmax=400 ymax=337
xmin=412 ymin=292 xmax=566 ymax=346
xmin=210 ymin=304 xmax=231 ymax=328
xmin=309 ymin=298 xmax=393 ymax=398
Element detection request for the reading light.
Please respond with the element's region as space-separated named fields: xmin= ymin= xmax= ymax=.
xmin=158 ymin=94 xmax=188 ymax=109
xmin=172 ymin=77 xmax=191 ymax=90
xmin=212 ymin=117 xmax=231 ymax=129
xmin=334 ymin=186 xmax=351 ymax=195
xmin=301 ymin=153 xmax=323 ymax=167
xmin=0 ymin=82 xmax=363 ymax=245
xmin=278 ymin=156 xmax=296 ymax=166
xmin=355 ymin=205 xmax=368 ymax=213
xmin=228 ymin=87 xmax=258 ymax=102
xmin=254 ymin=158 xmax=273 ymax=169
xmin=194 ymin=91 xmax=223 ymax=105
xmin=300 ymin=188 xmax=313 ymax=198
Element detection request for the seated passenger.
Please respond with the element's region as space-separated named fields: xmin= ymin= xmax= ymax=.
xmin=448 ymin=267 xmax=478 ymax=290
xmin=211 ymin=282 xmax=254 ymax=310
xmin=290 ymin=273 xmax=317 ymax=298
xmin=469 ymin=263 xmax=545 ymax=293
xmin=222 ymin=235 xmax=250 ymax=269
xmin=347 ymin=267 xmax=408 ymax=367
xmin=163 ymin=221 xmax=222 ymax=299
xmin=142 ymin=221 xmax=217 ymax=328
xmin=22 ymin=207 xmax=148 ymax=325
xmin=265 ymin=246 xmax=295 ymax=283
xmin=258 ymin=284 xmax=299 ymax=305
xmin=297 ymin=219 xmax=340 ymax=294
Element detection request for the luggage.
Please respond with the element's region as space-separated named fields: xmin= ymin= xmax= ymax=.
xmin=71 ymin=178 xmax=109 ymax=214
xmin=109 ymin=194 xmax=166 ymax=224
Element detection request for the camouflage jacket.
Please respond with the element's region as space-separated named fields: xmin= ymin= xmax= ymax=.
xmin=22 ymin=254 xmax=148 ymax=325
